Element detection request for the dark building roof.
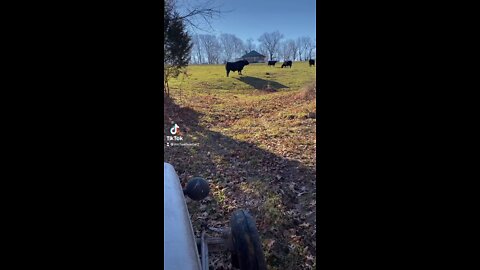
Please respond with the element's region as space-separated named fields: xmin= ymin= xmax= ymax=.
xmin=240 ymin=50 xmax=266 ymax=58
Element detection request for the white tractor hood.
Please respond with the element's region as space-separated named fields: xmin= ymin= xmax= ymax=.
xmin=164 ymin=162 xmax=202 ymax=270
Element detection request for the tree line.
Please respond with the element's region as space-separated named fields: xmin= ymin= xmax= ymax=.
xmin=190 ymin=31 xmax=316 ymax=64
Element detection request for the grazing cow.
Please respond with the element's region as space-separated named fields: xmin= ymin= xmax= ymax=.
xmin=309 ymin=59 xmax=315 ymax=67
xmin=281 ymin=60 xmax=292 ymax=68
xmin=226 ymin=60 xmax=249 ymax=77
xmin=268 ymin=60 xmax=277 ymax=67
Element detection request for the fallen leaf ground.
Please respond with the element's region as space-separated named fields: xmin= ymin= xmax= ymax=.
xmin=164 ymin=62 xmax=316 ymax=269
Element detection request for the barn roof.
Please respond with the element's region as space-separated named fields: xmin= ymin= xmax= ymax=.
xmin=241 ymin=50 xmax=266 ymax=58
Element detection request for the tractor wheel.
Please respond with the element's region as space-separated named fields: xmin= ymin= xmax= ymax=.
xmin=230 ymin=210 xmax=266 ymax=270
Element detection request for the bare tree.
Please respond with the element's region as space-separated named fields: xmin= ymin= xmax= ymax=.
xmin=294 ymin=36 xmax=315 ymax=61
xmin=199 ymin=34 xmax=221 ymax=64
xmin=219 ymin=33 xmax=235 ymax=62
xmin=174 ymin=0 xmax=223 ymax=32
xmin=296 ymin=37 xmax=308 ymax=61
xmin=258 ymin=43 xmax=269 ymax=60
xmin=311 ymin=38 xmax=317 ymax=60
xmin=218 ymin=33 xmax=245 ymax=62
xmin=231 ymin=36 xmax=245 ymax=60
xmin=306 ymin=38 xmax=316 ymax=60
xmin=258 ymin=31 xmax=284 ymax=61
xmin=295 ymin=38 xmax=301 ymax=61
xmin=296 ymin=37 xmax=304 ymax=61
xmin=286 ymin=39 xmax=298 ymax=61
xmin=190 ymin=34 xmax=204 ymax=64
xmin=280 ymin=41 xmax=290 ymax=61
xmin=245 ymin=38 xmax=256 ymax=53
xmin=298 ymin=36 xmax=313 ymax=61
xmin=279 ymin=40 xmax=298 ymax=61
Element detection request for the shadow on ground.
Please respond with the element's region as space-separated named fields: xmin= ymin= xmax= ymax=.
xmin=235 ymin=76 xmax=289 ymax=90
xmin=164 ymin=95 xmax=316 ymax=269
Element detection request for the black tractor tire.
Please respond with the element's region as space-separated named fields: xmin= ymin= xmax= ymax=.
xmin=230 ymin=209 xmax=267 ymax=270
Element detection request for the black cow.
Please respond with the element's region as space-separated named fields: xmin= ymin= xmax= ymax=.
xmin=309 ymin=59 xmax=315 ymax=67
xmin=281 ymin=60 xmax=292 ymax=68
xmin=226 ymin=60 xmax=249 ymax=77
xmin=268 ymin=60 xmax=277 ymax=66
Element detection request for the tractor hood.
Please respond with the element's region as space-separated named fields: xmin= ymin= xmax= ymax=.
xmin=164 ymin=162 xmax=201 ymax=270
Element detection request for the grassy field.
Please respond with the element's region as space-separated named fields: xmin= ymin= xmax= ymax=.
xmin=164 ymin=61 xmax=316 ymax=269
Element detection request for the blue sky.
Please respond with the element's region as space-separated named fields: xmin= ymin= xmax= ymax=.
xmin=177 ymin=0 xmax=316 ymax=45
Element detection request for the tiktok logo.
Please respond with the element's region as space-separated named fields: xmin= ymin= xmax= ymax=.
xmin=170 ymin=123 xmax=179 ymax=135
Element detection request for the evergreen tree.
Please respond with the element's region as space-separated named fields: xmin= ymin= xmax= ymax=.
xmin=164 ymin=0 xmax=192 ymax=96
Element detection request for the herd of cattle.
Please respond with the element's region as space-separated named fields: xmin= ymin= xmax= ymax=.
xmin=226 ymin=59 xmax=315 ymax=77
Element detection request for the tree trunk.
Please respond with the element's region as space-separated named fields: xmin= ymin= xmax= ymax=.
xmin=164 ymin=79 xmax=170 ymax=97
